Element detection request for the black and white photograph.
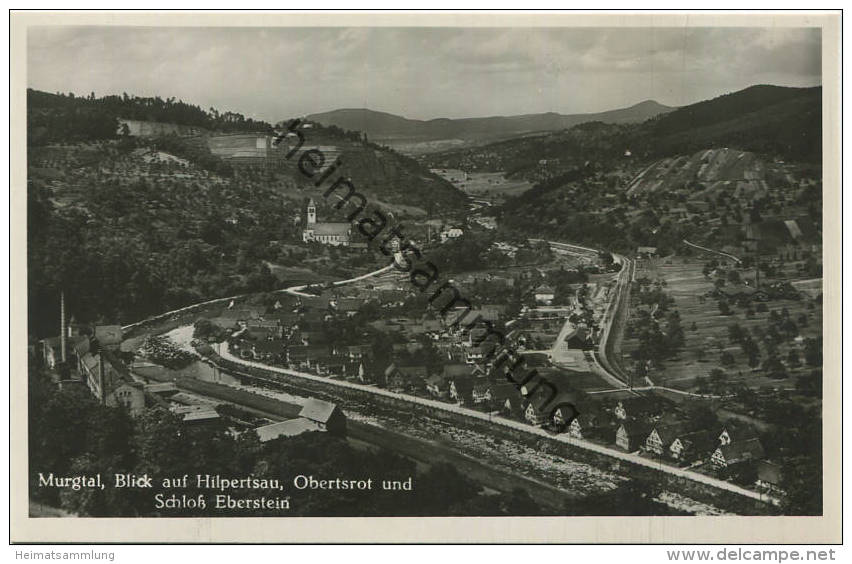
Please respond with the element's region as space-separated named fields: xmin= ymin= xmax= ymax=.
xmin=10 ymin=10 xmax=842 ymax=544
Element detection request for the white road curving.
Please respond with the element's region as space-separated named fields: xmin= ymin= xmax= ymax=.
xmin=683 ymin=239 xmax=742 ymax=264
xmin=122 ymin=262 xmax=395 ymax=331
xmin=124 ymin=242 xmax=759 ymax=502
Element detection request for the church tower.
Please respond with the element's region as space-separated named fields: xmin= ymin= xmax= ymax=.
xmin=307 ymin=198 xmax=316 ymax=225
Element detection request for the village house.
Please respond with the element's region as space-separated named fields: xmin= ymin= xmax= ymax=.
xmin=285 ymin=345 xmax=309 ymax=368
xmin=77 ymin=349 xmax=145 ymax=416
xmin=378 ymin=289 xmax=408 ymax=307
xmin=273 ymin=311 xmax=301 ymax=331
xmin=718 ymin=422 xmax=760 ymax=446
xmin=755 ymin=461 xmax=785 ymax=494
xmin=182 ymin=409 xmax=222 ymax=425
xmin=533 ymin=284 xmax=556 ymax=305
xmin=471 ymin=381 xmax=515 ymax=406
xmin=324 ymin=361 xmax=349 ymax=379
xmin=645 ymin=422 xmax=691 ymax=456
xmin=524 ymin=394 xmax=554 ymax=426
xmin=143 ymin=381 xmax=178 ymax=397
xmin=255 ymin=417 xmax=322 ymax=441
xmin=711 ymin=438 xmax=766 ymax=469
xmin=552 ymin=403 xmax=579 ymax=428
xmin=171 ymin=404 xmax=221 ymax=425
xmin=330 ymin=344 xmax=372 ymax=362
xmin=616 ymin=420 xmax=654 ymax=452
xmin=471 ymin=380 xmax=491 ymax=404
xmin=612 ymin=396 xmax=669 ymax=421
xmin=563 ymin=325 xmax=593 ymax=349
xmin=384 ymin=364 xmax=427 ymax=393
xmin=245 ymin=319 xmax=284 ymax=340
xmin=255 ymin=398 xmax=347 ymax=440
xmin=39 ymin=334 xmax=89 ymax=370
xmin=449 ymin=377 xmax=475 ymax=405
xmin=420 ymin=318 xmax=445 ymax=337
xmin=250 ymin=340 xmax=286 ymax=362
xmin=464 ymin=344 xmax=488 ymax=365
xmin=502 ymin=393 xmax=524 ymax=418
xmin=301 ymin=345 xmax=331 ymax=369
xmin=332 ymin=297 xmax=368 ymax=317
xmin=668 ymin=430 xmax=715 ymax=462
xmin=300 ymin=398 xmax=347 ymax=435
xmin=106 ymin=379 xmax=146 ymax=415
xmin=426 ymin=374 xmax=451 ymax=398
xmin=567 ymin=411 xmax=610 ymax=440
xmin=440 ymin=226 xmax=464 ymax=243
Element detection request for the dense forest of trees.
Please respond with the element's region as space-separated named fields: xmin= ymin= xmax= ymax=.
xmin=26 ymin=159 xmax=297 ymax=337
xmin=27 ymin=89 xmax=273 ymax=145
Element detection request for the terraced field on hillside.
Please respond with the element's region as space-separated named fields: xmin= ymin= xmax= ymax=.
xmin=626 ymin=148 xmax=774 ymax=199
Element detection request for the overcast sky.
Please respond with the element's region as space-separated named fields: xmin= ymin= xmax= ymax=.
xmin=28 ymin=26 xmax=821 ymax=121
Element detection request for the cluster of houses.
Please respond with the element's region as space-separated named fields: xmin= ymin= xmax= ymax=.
xmin=226 ymin=284 xmax=520 ymax=369
xmin=37 ymin=309 xmax=221 ymax=425
xmin=573 ymin=396 xmax=782 ymax=493
xmin=225 ymin=294 xmax=384 ymax=375
xmin=39 ymin=322 xmax=147 ymax=416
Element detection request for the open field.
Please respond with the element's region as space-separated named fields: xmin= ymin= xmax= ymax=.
xmin=430 ymin=169 xmax=533 ymax=204
xmin=264 ymin=261 xmax=339 ymax=284
xmin=623 ymin=255 xmax=822 ymax=393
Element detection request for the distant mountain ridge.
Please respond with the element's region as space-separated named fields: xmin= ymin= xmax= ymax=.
xmin=423 ymin=84 xmax=822 ymax=177
xmin=306 ymin=100 xmax=676 ymax=143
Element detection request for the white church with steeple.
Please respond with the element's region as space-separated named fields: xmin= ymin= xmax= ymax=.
xmin=302 ymin=198 xmax=352 ymax=246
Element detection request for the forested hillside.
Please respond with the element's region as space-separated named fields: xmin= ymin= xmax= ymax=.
xmin=424 ymin=85 xmax=822 ymax=182
xmin=27 ymin=89 xmax=272 ymax=145
xmin=28 ymin=140 xmax=304 ymax=336
xmin=27 ymin=90 xmax=470 ymax=337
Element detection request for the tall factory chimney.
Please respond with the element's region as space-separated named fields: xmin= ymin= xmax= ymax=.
xmin=60 ymin=290 xmax=67 ymax=363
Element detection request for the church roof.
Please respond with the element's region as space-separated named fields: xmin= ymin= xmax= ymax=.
xmin=308 ymin=222 xmax=350 ymax=236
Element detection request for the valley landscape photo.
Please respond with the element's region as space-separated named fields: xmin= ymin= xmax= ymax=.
xmin=22 ymin=22 xmax=831 ymax=528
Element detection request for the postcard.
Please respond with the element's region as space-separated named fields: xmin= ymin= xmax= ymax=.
xmin=10 ymin=10 xmax=842 ymax=544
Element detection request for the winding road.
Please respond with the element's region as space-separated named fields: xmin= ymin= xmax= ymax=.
xmin=540 ymin=241 xmax=729 ymax=400
xmin=125 ymin=238 xmax=764 ymax=504
xmin=122 ymin=263 xmax=396 ymax=332
xmin=536 ymin=240 xmax=633 ymax=388
xmin=683 ymin=239 xmax=742 ymax=264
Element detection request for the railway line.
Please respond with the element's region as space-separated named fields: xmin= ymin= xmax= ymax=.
xmin=212 ymin=346 xmax=777 ymax=505
xmin=122 ymin=237 xmax=772 ymax=507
